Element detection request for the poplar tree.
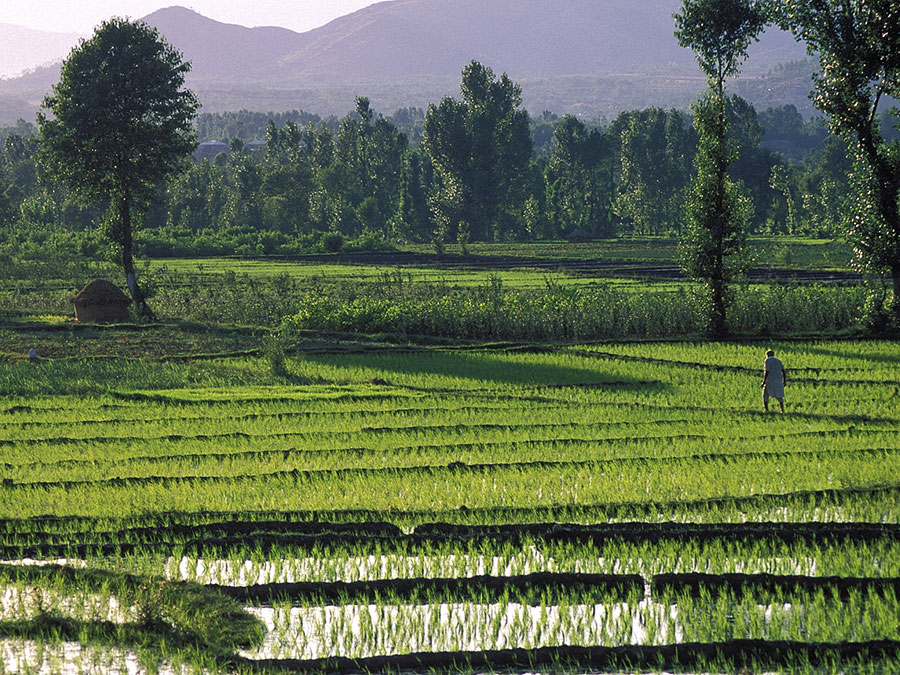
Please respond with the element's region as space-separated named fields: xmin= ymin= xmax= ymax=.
xmin=674 ymin=0 xmax=766 ymax=337
xmin=424 ymin=61 xmax=532 ymax=243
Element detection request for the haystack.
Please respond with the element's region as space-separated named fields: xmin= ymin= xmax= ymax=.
xmin=563 ymin=228 xmax=594 ymax=242
xmin=71 ymin=279 xmax=132 ymax=323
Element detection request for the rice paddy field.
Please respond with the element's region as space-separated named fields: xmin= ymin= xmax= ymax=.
xmin=151 ymin=257 xmax=627 ymax=291
xmin=146 ymin=236 xmax=853 ymax=290
xmin=0 ymin=337 xmax=899 ymax=673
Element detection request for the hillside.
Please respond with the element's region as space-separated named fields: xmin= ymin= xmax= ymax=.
xmin=271 ymin=0 xmax=803 ymax=83
xmin=142 ymin=0 xmax=804 ymax=84
xmin=140 ymin=7 xmax=310 ymax=82
xmin=0 ymin=0 xmax=810 ymax=124
xmin=0 ymin=24 xmax=81 ymax=79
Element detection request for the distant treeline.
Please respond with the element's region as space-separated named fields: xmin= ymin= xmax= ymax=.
xmin=193 ymin=103 xmax=833 ymax=160
xmin=2 ymin=62 xmax=896 ymax=260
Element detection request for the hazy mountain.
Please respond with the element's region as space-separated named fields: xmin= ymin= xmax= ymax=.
xmin=144 ymin=1 xmax=804 ymax=84
xmin=139 ymin=7 xmax=310 ymax=82
xmin=0 ymin=24 xmax=82 ymax=79
xmin=0 ymin=0 xmax=811 ymax=124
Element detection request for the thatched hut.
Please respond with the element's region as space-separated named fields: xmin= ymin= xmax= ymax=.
xmin=71 ymin=279 xmax=132 ymax=323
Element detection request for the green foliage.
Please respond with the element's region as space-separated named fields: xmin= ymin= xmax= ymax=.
xmin=256 ymin=96 xmax=408 ymax=243
xmin=680 ymin=94 xmax=755 ymax=337
xmin=0 ymin=237 xmax=865 ymax=333
xmin=799 ymin=135 xmax=854 ymax=238
xmin=0 ymin=93 xmax=862 ymax=255
xmin=674 ymin=0 xmax=767 ymax=93
xmin=769 ymin=164 xmax=796 ymax=234
xmin=424 ymin=61 xmax=533 ymax=242
xmin=859 ymin=280 xmax=896 ymax=335
xmin=394 ymin=150 xmax=431 ymax=241
xmin=675 ymin=0 xmax=764 ymax=337
xmin=263 ymin=327 xmax=290 ymax=378
xmin=196 ymin=109 xmax=325 ymax=142
xmin=544 ymin=116 xmax=615 ymax=238
xmin=456 ymin=220 xmax=470 ymax=255
xmin=727 ymin=282 xmax=865 ymax=334
xmin=322 ymin=231 xmax=345 ymax=253
xmin=773 ymin=0 xmax=900 ymax=324
xmin=613 ymin=108 xmax=693 ymax=235
xmin=37 ymin=19 xmax=198 ymax=207
xmin=281 ymin=280 xmax=861 ymax=341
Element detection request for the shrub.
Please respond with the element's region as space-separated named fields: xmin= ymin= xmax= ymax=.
xmin=322 ymin=232 xmax=345 ymax=253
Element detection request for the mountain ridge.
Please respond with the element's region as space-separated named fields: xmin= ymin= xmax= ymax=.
xmin=0 ymin=0 xmax=811 ymax=124
xmin=0 ymin=24 xmax=82 ymax=79
xmin=139 ymin=7 xmax=311 ymax=82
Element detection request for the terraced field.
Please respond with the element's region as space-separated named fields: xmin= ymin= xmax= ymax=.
xmin=149 ymin=239 xmax=858 ymax=291
xmin=0 ymin=340 xmax=898 ymax=673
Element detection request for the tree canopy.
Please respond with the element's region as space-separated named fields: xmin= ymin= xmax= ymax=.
xmin=424 ymin=61 xmax=532 ymax=243
xmin=38 ymin=17 xmax=199 ymax=309
xmin=674 ymin=0 xmax=767 ymax=94
xmin=674 ymin=0 xmax=764 ymax=337
xmin=771 ymin=0 xmax=900 ymax=327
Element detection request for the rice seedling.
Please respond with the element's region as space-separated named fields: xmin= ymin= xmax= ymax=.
xmin=0 ymin=338 xmax=897 ymax=671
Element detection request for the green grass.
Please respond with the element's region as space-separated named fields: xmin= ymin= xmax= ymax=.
xmin=143 ymin=235 xmax=853 ymax=290
xmin=149 ymin=258 xmax=619 ymax=289
xmin=401 ymin=236 xmax=854 ymax=269
xmin=1 ymin=235 xmax=871 ymax=340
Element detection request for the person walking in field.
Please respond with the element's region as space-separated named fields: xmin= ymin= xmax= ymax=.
xmin=761 ymin=349 xmax=786 ymax=413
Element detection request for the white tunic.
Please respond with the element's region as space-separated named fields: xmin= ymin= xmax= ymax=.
xmin=764 ymin=356 xmax=785 ymax=398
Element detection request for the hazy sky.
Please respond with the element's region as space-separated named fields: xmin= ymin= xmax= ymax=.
xmin=0 ymin=1 xmax=382 ymax=34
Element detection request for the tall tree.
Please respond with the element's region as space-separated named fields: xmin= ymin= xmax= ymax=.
xmin=38 ymin=18 xmax=198 ymax=314
xmin=0 ymin=133 xmax=38 ymax=226
xmin=772 ymin=1 xmax=900 ymax=326
xmin=769 ymin=164 xmax=797 ymax=234
xmin=674 ymin=0 xmax=766 ymax=337
xmin=544 ymin=116 xmax=614 ymax=238
xmin=725 ymin=95 xmax=777 ymax=232
xmin=613 ymin=108 xmax=693 ymax=235
xmin=166 ymin=160 xmax=228 ymax=233
xmin=395 ymin=150 xmax=432 ymax=241
xmin=335 ymin=97 xmax=407 ymax=237
xmin=799 ymin=134 xmax=853 ymax=237
xmin=424 ymin=61 xmax=532 ymax=242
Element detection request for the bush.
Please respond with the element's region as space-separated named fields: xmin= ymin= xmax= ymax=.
xmin=728 ymin=283 xmax=865 ymax=335
xmin=322 ymin=232 xmax=345 ymax=253
xmin=859 ymin=286 xmax=896 ymax=335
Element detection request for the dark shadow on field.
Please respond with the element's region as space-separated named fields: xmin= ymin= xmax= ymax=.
xmin=800 ymin=344 xmax=900 ymax=367
xmin=4 ymin=502 xmax=898 ymax=559
xmin=299 ymin=349 xmax=668 ymax=392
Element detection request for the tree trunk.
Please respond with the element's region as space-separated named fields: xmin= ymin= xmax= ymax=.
xmin=709 ymin=279 xmax=727 ymax=339
xmin=856 ymin=125 xmax=900 ymax=327
xmin=710 ymin=109 xmax=728 ymax=340
xmin=893 ymin=265 xmax=900 ymax=328
xmin=118 ymin=194 xmax=153 ymax=319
